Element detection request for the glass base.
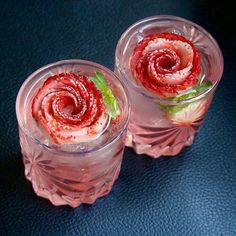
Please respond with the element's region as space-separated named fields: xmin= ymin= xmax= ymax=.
xmin=125 ymin=123 xmax=197 ymax=158
xmin=23 ymin=152 xmax=122 ymax=207
xmin=24 ymin=158 xmax=121 ymax=207
xmin=20 ymin=129 xmax=124 ymax=208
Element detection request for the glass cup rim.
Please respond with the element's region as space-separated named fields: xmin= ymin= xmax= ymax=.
xmin=16 ymin=59 xmax=130 ymax=156
xmin=115 ymin=15 xmax=224 ymax=105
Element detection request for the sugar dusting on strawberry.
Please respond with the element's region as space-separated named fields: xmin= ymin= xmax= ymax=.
xmin=130 ymin=32 xmax=201 ymax=97
xmin=32 ymin=73 xmax=110 ymax=144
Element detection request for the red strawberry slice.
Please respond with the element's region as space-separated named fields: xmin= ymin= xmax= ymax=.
xmin=130 ymin=32 xmax=200 ymax=97
xmin=32 ymin=73 xmax=109 ymax=144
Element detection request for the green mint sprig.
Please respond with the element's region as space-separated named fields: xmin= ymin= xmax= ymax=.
xmin=160 ymin=80 xmax=213 ymax=114
xmin=89 ymin=71 xmax=120 ymax=119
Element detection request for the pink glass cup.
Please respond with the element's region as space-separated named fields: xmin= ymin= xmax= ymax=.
xmin=115 ymin=15 xmax=223 ymax=158
xmin=16 ymin=60 xmax=130 ymax=207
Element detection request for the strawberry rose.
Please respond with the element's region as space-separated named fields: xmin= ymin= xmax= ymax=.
xmin=32 ymin=73 xmax=110 ymax=144
xmin=130 ymin=32 xmax=201 ymax=97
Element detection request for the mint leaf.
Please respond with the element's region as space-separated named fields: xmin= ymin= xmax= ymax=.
xmin=89 ymin=74 xmax=106 ymax=91
xmin=160 ymin=103 xmax=188 ymax=114
xmin=160 ymin=80 xmax=213 ymax=114
xmin=89 ymin=72 xmax=120 ymax=119
xmin=196 ymin=80 xmax=213 ymax=94
xmin=171 ymin=92 xmax=197 ymax=101
xmin=94 ymin=72 xmax=107 ymax=86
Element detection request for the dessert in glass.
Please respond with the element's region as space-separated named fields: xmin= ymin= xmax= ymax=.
xmin=16 ymin=60 xmax=130 ymax=207
xmin=115 ymin=15 xmax=223 ymax=158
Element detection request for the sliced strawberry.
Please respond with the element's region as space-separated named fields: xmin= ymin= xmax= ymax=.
xmin=130 ymin=32 xmax=200 ymax=97
xmin=168 ymin=100 xmax=208 ymax=125
xmin=32 ymin=73 xmax=109 ymax=144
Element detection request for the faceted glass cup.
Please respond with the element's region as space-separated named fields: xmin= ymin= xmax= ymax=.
xmin=16 ymin=60 xmax=130 ymax=207
xmin=115 ymin=15 xmax=223 ymax=158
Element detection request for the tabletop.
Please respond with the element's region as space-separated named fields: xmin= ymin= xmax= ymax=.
xmin=1 ymin=0 xmax=236 ymax=235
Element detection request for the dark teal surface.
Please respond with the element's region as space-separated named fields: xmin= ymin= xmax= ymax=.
xmin=1 ymin=0 xmax=236 ymax=235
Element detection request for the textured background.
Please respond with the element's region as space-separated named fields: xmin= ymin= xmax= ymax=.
xmin=1 ymin=0 xmax=236 ymax=235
